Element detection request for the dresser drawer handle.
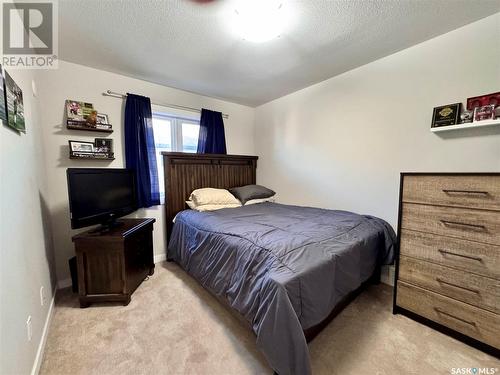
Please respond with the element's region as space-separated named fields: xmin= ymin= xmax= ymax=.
xmin=440 ymin=220 xmax=487 ymax=232
xmin=436 ymin=278 xmax=480 ymax=294
xmin=442 ymin=189 xmax=489 ymax=196
xmin=434 ymin=308 xmax=476 ymax=326
xmin=437 ymin=249 xmax=483 ymax=262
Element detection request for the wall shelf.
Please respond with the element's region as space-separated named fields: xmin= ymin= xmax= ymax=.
xmin=431 ymin=119 xmax=500 ymax=132
xmin=67 ymin=124 xmax=113 ymax=133
xmin=70 ymin=155 xmax=115 ymax=161
xmin=70 ymin=152 xmax=114 ymax=161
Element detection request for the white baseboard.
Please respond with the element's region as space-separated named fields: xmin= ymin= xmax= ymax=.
xmin=31 ymin=288 xmax=56 ymax=375
xmin=154 ymin=253 xmax=166 ymax=264
xmin=57 ymin=278 xmax=72 ymax=290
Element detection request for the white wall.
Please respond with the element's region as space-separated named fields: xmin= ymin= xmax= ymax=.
xmin=0 ymin=69 xmax=57 ymax=374
xmin=254 ymin=14 xmax=500 ymax=230
xmin=35 ymin=60 xmax=256 ymax=284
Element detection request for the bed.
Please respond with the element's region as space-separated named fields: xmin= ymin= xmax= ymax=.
xmin=163 ymin=152 xmax=396 ymax=375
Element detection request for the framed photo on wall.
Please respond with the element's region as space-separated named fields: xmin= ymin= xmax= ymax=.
xmin=466 ymin=92 xmax=500 ymax=111
xmin=94 ymin=138 xmax=113 ymax=153
xmin=431 ymin=103 xmax=461 ymax=128
xmin=96 ymin=113 xmax=109 ymax=124
xmin=69 ymin=140 xmax=95 ymax=153
xmin=0 ymin=65 xmax=7 ymax=126
xmin=4 ymin=71 xmax=25 ymax=133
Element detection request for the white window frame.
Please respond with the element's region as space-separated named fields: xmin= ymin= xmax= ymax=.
xmin=152 ymin=111 xmax=200 ymax=204
xmin=152 ymin=112 xmax=200 ymax=153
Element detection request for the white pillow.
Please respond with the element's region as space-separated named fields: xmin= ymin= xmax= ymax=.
xmin=186 ymin=201 xmax=241 ymax=212
xmin=189 ymin=188 xmax=240 ymax=206
xmin=245 ymin=197 xmax=276 ymax=205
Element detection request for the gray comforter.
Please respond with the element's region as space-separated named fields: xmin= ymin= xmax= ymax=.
xmin=167 ymin=203 xmax=396 ymax=375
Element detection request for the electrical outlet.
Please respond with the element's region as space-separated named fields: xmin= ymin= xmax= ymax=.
xmin=26 ymin=316 xmax=32 ymax=341
xmin=40 ymin=286 xmax=45 ymax=306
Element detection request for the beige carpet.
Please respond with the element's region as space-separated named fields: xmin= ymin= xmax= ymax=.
xmin=40 ymin=262 xmax=499 ymax=375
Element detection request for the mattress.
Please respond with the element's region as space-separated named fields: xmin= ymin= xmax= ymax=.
xmin=167 ymin=202 xmax=396 ymax=375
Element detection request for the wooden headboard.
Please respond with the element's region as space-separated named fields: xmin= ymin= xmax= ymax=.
xmin=162 ymin=152 xmax=258 ymax=240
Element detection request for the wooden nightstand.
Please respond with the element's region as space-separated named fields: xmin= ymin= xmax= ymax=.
xmin=72 ymin=218 xmax=155 ymax=307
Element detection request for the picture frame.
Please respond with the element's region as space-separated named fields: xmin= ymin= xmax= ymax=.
xmin=66 ymin=100 xmax=94 ymax=121
xmin=0 ymin=64 xmax=6 ymax=126
xmin=94 ymin=138 xmax=113 ymax=153
xmin=69 ymin=140 xmax=95 ymax=153
xmin=4 ymin=71 xmax=25 ymax=133
xmin=96 ymin=113 xmax=109 ymax=125
xmin=473 ymin=104 xmax=495 ymax=122
xmin=431 ymin=103 xmax=461 ymax=128
xmin=466 ymin=92 xmax=500 ymax=111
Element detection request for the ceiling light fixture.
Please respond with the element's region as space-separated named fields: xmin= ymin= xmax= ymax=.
xmin=230 ymin=0 xmax=288 ymax=43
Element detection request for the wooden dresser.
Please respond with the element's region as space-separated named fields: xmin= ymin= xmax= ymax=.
xmin=393 ymin=173 xmax=500 ymax=356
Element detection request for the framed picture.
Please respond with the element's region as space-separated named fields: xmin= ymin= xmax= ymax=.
xmin=4 ymin=71 xmax=25 ymax=133
xmin=94 ymin=138 xmax=113 ymax=153
xmin=96 ymin=113 xmax=109 ymax=125
xmin=0 ymin=65 xmax=6 ymax=126
xmin=473 ymin=104 xmax=495 ymax=122
xmin=431 ymin=103 xmax=461 ymax=128
xmin=466 ymin=92 xmax=500 ymax=111
xmin=69 ymin=140 xmax=95 ymax=153
xmin=66 ymin=100 xmax=94 ymax=121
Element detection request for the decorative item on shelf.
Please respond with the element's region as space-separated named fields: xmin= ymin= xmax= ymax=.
xmin=473 ymin=104 xmax=496 ymax=122
xmin=65 ymin=100 xmax=113 ymax=132
xmin=459 ymin=110 xmax=473 ymax=124
xmin=94 ymin=138 xmax=113 ymax=154
xmin=69 ymin=140 xmax=94 ymax=153
xmin=466 ymin=92 xmax=500 ymax=111
xmin=66 ymin=99 xmax=94 ymax=121
xmin=431 ymin=103 xmax=461 ymax=128
xmin=85 ymin=110 xmax=98 ymax=127
xmin=4 ymin=70 xmax=25 ymax=133
xmin=96 ymin=113 xmax=109 ymax=124
xmin=68 ymin=139 xmax=114 ymax=160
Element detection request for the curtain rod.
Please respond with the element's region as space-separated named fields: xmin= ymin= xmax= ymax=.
xmin=102 ymin=90 xmax=229 ymax=119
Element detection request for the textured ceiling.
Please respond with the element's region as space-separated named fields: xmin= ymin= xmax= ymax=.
xmin=59 ymin=0 xmax=500 ymax=106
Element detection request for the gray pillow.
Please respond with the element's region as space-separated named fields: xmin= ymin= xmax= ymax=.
xmin=229 ymin=185 xmax=275 ymax=205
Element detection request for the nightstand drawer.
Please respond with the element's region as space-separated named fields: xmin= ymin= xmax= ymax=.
xmin=399 ymin=256 xmax=500 ymax=314
xmin=401 ymin=203 xmax=500 ymax=246
xmin=400 ymin=230 xmax=500 ymax=279
xmin=402 ymin=175 xmax=500 ymax=211
xmin=396 ymin=281 xmax=500 ymax=349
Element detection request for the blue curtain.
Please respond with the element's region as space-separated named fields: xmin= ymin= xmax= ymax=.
xmin=124 ymin=93 xmax=160 ymax=208
xmin=197 ymin=108 xmax=227 ymax=154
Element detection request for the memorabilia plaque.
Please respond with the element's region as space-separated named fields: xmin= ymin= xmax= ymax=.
xmin=466 ymin=92 xmax=500 ymax=110
xmin=431 ymin=103 xmax=461 ymax=128
xmin=473 ymin=104 xmax=495 ymax=122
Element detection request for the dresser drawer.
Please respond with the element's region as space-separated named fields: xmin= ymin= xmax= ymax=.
xmin=401 ymin=203 xmax=500 ymax=246
xmin=402 ymin=175 xmax=500 ymax=211
xmin=396 ymin=281 xmax=500 ymax=349
xmin=399 ymin=256 xmax=500 ymax=314
xmin=400 ymin=230 xmax=500 ymax=279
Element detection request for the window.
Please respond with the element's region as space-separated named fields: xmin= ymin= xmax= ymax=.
xmin=152 ymin=112 xmax=200 ymax=203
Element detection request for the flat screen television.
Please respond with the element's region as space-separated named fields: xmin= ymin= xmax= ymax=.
xmin=67 ymin=168 xmax=137 ymax=229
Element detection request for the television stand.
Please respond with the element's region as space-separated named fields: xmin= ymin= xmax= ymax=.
xmin=88 ymin=219 xmax=124 ymax=234
xmin=72 ymin=218 xmax=155 ymax=308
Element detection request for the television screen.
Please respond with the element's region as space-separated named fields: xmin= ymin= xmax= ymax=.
xmin=67 ymin=168 xmax=136 ymax=229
